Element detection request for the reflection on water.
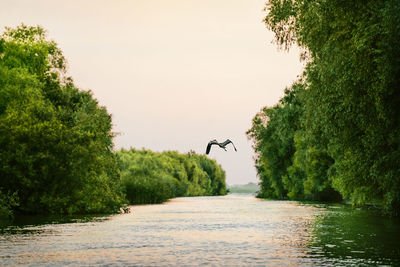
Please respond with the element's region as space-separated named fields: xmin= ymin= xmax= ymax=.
xmin=0 ymin=195 xmax=399 ymax=266
xmin=306 ymin=205 xmax=400 ymax=265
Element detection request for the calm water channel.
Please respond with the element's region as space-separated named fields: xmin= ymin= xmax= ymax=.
xmin=1 ymin=194 xmax=399 ymax=266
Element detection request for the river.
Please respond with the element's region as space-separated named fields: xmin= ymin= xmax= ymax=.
xmin=1 ymin=194 xmax=399 ymax=266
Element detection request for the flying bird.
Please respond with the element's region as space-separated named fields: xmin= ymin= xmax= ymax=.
xmin=206 ymin=139 xmax=237 ymax=155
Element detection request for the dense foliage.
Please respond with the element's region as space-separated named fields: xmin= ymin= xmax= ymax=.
xmin=0 ymin=25 xmax=124 ymax=217
xmin=248 ymin=0 xmax=400 ymax=215
xmin=247 ymin=83 xmax=341 ymax=202
xmin=117 ymin=149 xmax=227 ymax=204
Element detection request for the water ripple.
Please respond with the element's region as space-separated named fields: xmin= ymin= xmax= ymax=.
xmin=1 ymin=195 xmax=399 ymax=266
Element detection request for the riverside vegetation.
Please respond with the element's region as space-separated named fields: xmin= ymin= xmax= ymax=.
xmin=247 ymin=0 xmax=400 ymax=216
xmin=118 ymin=149 xmax=227 ymax=204
xmin=0 ymin=24 xmax=227 ymax=219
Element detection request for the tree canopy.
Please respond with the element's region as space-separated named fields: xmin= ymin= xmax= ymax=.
xmin=117 ymin=149 xmax=227 ymax=204
xmin=248 ymin=0 xmax=400 ymax=215
xmin=0 ymin=24 xmax=124 ymax=216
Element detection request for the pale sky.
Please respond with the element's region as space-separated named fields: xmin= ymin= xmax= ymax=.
xmin=1 ymin=0 xmax=303 ymax=185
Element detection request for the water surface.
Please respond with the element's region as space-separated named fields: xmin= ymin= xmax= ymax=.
xmin=1 ymin=195 xmax=399 ymax=266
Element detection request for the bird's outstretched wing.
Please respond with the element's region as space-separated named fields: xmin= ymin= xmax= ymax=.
xmin=206 ymin=140 xmax=219 ymax=154
xmin=206 ymin=143 xmax=212 ymax=154
xmin=221 ymin=139 xmax=237 ymax=151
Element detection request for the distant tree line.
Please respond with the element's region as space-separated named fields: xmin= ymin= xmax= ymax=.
xmin=0 ymin=24 xmax=227 ymax=219
xmin=248 ymin=0 xmax=400 ymax=216
xmin=228 ymin=183 xmax=259 ymax=194
xmin=118 ymin=149 xmax=227 ymax=204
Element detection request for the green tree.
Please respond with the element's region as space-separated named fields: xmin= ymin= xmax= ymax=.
xmin=0 ymin=24 xmax=124 ymax=216
xmin=247 ymin=84 xmax=303 ymax=199
xmin=117 ymin=148 xmax=227 ymax=204
xmin=247 ymin=81 xmax=341 ymax=202
xmin=261 ymin=0 xmax=400 ymax=215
